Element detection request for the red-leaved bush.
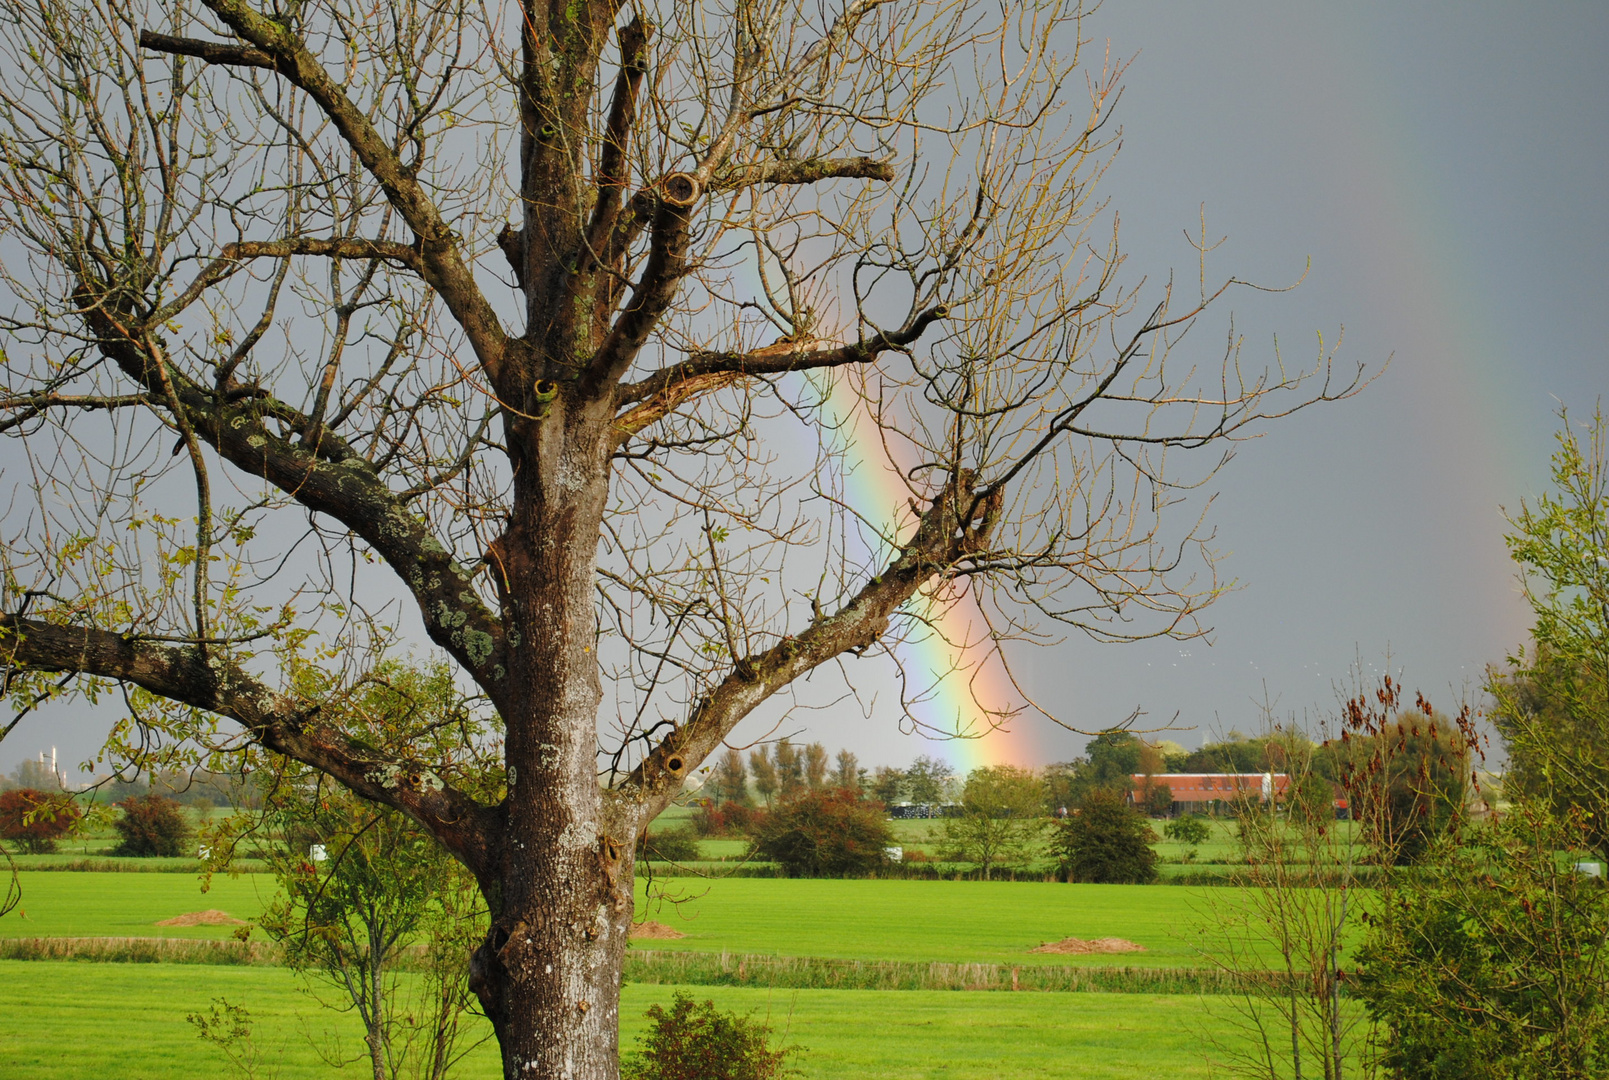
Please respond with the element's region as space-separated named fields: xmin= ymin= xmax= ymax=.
xmin=691 ymin=800 xmax=756 ymax=837
xmin=0 ymin=788 xmax=81 ymax=853
xmin=112 ymin=794 xmax=191 ymax=857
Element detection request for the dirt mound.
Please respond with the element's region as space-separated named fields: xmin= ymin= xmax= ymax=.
xmin=155 ymin=910 xmax=247 ymax=927
xmin=630 ymin=920 xmax=685 ymax=940
xmin=1030 ymin=936 xmax=1146 ymax=955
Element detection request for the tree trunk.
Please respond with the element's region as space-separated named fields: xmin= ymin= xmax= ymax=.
xmin=469 ymin=404 xmax=641 ymax=1080
xmin=471 ymin=844 xmax=635 ymax=1080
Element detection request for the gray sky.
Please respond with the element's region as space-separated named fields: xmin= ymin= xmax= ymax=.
xmin=988 ymin=2 xmax=1609 ymax=761
xmin=825 ymin=1 xmax=1609 ymax=768
xmin=4 ymin=2 xmax=1606 ymax=778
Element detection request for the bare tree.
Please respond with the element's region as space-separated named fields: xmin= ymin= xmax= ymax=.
xmin=0 ymin=0 xmax=1364 ymax=1074
xmin=1196 ymin=734 xmax=1373 ymax=1080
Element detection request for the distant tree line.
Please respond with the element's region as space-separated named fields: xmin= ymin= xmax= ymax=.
xmin=654 ymin=739 xmax=1164 ymax=883
xmin=705 ymin=742 xmax=961 ymax=811
xmin=0 ymin=755 xmax=270 ymax=810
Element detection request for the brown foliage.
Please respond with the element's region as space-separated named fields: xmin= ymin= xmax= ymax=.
xmin=111 ymin=795 xmax=191 ymax=858
xmin=0 ymin=788 xmax=79 ymax=853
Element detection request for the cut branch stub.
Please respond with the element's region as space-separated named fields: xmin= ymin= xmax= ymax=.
xmin=531 ymin=380 xmax=559 ymax=418
xmin=659 ymin=172 xmax=699 ymax=208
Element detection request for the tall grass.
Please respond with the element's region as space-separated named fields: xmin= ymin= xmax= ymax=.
xmin=636 ymin=862 xmax=1064 ymax=882
xmin=2 ymin=937 xmax=1304 ymax=995
xmin=624 ymin=949 xmax=1287 ymax=995
xmin=0 ymin=936 xmax=281 ymax=965
xmin=3 ymin=857 xmax=270 ymax=873
xmin=640 ymin=862 xmax=1378 ymax=886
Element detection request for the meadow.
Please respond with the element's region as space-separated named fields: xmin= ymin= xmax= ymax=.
xmin=2 ymin=871 xmax=1270 ymax=970
xmin=631 ymin=877 xmax=1239 ymax=969
xmin=0 ymin=812 xmax=1353 ymax=1077
xmin=0 ymin=872 xmax=277 ymax=940
xmin=651 ymin=810 xmax=1355 ymax=881
xmin=0 ymin=960 xmax=1271 ymax=1079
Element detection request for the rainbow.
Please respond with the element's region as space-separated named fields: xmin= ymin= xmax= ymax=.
xmin=812 ymin=368 xmax=1048 ymax=772
xmin=1271 ymin=11 xmax=1536 ymax=654
xmin=781 ymin=11 xmax=1548 ymax=774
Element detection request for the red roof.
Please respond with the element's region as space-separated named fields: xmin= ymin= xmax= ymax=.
xmin=1131 ymin=773 xmax=1290 ymax=803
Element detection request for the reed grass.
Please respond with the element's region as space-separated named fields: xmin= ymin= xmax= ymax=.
xmin=0 ymin=937 xmax=1297 ymax=995
xmin=624 ymin=949 xmax=1280 ymax=995
xmin=3 ymin=857 xmax=270 ymax=873
xmin=0 ymin=936 xmax=280 ymax=965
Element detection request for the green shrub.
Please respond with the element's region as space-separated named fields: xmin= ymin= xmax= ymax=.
xmin=1328 ymin=708 xmax=1471 ymax=865
xmin=749 ymin=788 xmax=892 ymax=877
xmin=1142 ymin=783 xmax=1174 ymax=818
xmin=1355 ymin=807 xmax=1609 ymax=1079
xmin=1163 ymin=814 xmax=1210 ymax=848
xmin=0 ymin=788 xmax=80 ymax=853
xmin=638 ymin=824 xmax=702 ymax=863
xmin=938 ymin=765 xmax=1048 ymax=879
xmin=1054 ymin=789 xmax=1158 ymax=883
xmin=621 ymin=991 xmax=799 ymax=1080
xmin=112 ymin=794 xmax=191 ymax=857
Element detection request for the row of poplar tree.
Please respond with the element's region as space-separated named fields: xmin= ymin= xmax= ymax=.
xmin=705 ymin=742 xmax=960 ymax=808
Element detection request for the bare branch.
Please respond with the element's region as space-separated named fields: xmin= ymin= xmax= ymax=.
xmin=0 ymin=392 xmax=152 ymax=432
xmin=137 ymin=29 xmax=274 ymax=70
xmin=626 ymin=471 xmax=1003 ymax=810
xmin=146 ymin=1 xmax=508 ymax=377
xmin=613 ymin=306 xmax=950 ymax=438
xmin=710 ymin=156 xmax=896 ymax=192
xmin=581 ymin=173 xmax=701 ymax=393
xmin=0 ymin=616 xmax=495 ymax=873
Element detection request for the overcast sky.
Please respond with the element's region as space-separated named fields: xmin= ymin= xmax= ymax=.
xmin=3 ymin=2 xmax=1606 ymax=779
xmin=982 ymin=1 xmax=1609 ymax=763
xmin=825 ymin=1 xmax=1609 ymax=769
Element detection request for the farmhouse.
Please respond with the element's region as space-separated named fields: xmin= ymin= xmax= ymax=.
xmin=1130 ymin=773 xmax=1290 ymax=817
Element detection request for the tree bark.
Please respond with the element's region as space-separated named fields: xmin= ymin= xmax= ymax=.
xmin=469 ymin=397 xmax=641 ymax=1079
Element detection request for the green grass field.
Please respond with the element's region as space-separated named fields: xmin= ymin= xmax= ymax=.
xmin=0 ymin=872 xmax=277 ymax=940
xmin=632 ymin=877 xmax=1236 ymax=969
xmin=0 ymin=871 xmax=1292 ymax=971
xmin=0 ymin=960 xmax=1258 ymax=1079
xmin=0 ymin=851 xmax=1361 ymax=1077
xmin=1 ymin=872 xmax=1248 ymax=967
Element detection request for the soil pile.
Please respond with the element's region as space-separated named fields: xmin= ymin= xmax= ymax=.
xmin=155 ymin=910 xmax=247 ymax=927
xmin=1030 ymin=936 xmax=1145 ymax=955
xmin=630 ymin=920 xmax=686 ymax=940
